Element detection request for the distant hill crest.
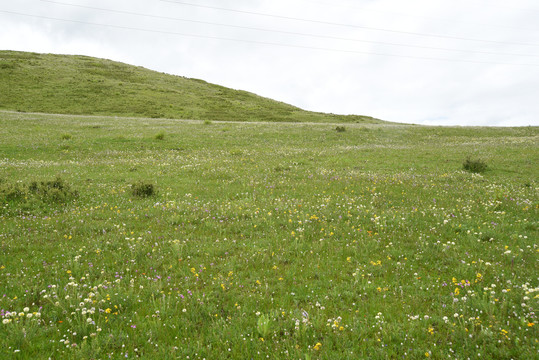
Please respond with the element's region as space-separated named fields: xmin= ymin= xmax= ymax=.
xmin=0 ymin=50 xmax=382 ymax=123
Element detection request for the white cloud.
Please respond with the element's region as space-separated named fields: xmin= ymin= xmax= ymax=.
xmin=1 ymin=0 xmax=538 ymax=126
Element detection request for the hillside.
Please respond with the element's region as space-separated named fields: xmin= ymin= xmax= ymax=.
xmin=0 ymin=50 xmax=381 ymax=123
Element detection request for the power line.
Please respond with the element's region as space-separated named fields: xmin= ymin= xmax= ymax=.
xmin=301 ymin=0 xmax=539 ymax=33
xmin=37 ymin=0 xmax=539 ymax=58
xmin=159 ymin=0 xmax=539 ymax=47
xmin=2 ymin=9 xmax=539 ymax=67
xmin=466 ymin=3 xmax=539 ymax=13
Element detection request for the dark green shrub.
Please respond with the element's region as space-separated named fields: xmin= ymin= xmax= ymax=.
xmin=132 ymin=181 xmax=155 ymax=197
xmin=0 ymin=182 xmax=26 ymax=202
xmin=155 ymin=131 xmax=165 ymax=140
xmin=463 ymin=157 xmax=487 ymax=173
xmin=335 ymin=126 xmax=346 ymax=132
xmin=28 ymin=177 xmax=78 ymax=203
xmin=0 ymin=177 xmax=77 ymax=214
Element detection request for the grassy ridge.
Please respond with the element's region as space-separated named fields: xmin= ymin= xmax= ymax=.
xmin=0 ymin=50 xmax=381 ymax=123
xmin=0 ymin=112 xmax=537 ymax=358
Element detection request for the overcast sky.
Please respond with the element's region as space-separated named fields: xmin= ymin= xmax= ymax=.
xmin=1 ymin=0 xmax=538 ymax=126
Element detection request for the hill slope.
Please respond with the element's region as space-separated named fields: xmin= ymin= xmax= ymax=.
xmin=0 ymin=50 xmax=381 ymax=123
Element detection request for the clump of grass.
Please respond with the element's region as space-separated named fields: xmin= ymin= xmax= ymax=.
xmin=60 ymin=133 xmax=72 ymax=140
xmin=0 ymin=181 xmax=26 ymax=202
xmin=229 ymin=149 xmax=243 ymax=156
xmin=257 ymin=314 xmax=272 ymax=338
xmin=131 ymin=181 xmax=156 ymax=197
xmin=335 ymin=126 xmax=346 ymax=132
xmin=274 ymin=165 xmax=291 ymax=172
xmin=203 ymin=120 xmax=213 ymax=125
xmin=0 ymin=177 xmax=77 ymax=213
xmin=463 ymin=157 xmax=488 ymax=173
xmin=155 ymin=131 xmax=166 ymax=140
xmin=28 ymin=177 xmax=78 ymax=203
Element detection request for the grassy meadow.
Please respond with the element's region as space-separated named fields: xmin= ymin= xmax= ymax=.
xmin=0 ymin=51 xmax=379 ymax=124
xmin=0 ymin=111 xmax=537 ymax=359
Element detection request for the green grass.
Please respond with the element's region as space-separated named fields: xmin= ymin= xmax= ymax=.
xmin=0 ymin=50 xmax=381 ymax=124
xmin=0 ymin=111 xmax=537 ymax=359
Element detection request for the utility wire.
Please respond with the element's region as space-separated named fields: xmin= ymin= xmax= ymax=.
xmin=159 ymin=0 xmax=539 ymax=47
xmin=36 ymin=0 xmax=539 ymax=58
xmin=2 ymin=9 xmax=539 ymax=67
xmin=301 ymin=0 xmax=539 ymax=33
xmin=463 ymin=2 xmax=539 ymax=13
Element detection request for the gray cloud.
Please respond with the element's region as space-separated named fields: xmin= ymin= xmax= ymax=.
xmin=1 ymin=0 xmax=538 ymax=126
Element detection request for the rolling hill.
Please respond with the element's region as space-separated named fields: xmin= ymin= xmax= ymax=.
xmin=0 ymin=50 xmax=381 ymax=123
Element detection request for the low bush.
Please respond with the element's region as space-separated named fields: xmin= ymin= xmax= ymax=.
xmin=335 ymin=126 xmax=346 ymax=132
xmin=0 ymin=182 xmax=26 ymax=202
xmin=28 ymin=177 xmax=78 ymax=203
xmin=0 ymin=177 xmax=78 ymax=214
xmin=463 ymin=157 xmax=488 ymax=173
xmin=131 ymin=181 xmax=156 ymax=197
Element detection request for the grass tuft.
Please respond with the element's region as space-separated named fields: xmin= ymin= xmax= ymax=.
xmin=154 ymin=131 xmax=165 ymax=140
xmin=131 ymin=181 xmax=156 ymax=197
xmin=463 ymin=157 xmax=488 ymax=173
xmin=0 ymin=176 xmax=77 ymax=214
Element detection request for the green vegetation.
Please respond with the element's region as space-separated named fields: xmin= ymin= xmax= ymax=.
xmin=463 ymin=156 xmax=488 ymax=173
xmin=131 ymin=181 xmax=156 ymax=198
xmin=0 ymin=50 xmax=380 ymax=124
xmin=0 ymin=111 xmax=537 ymax=359
xmin=0 ymin=176 xmax=77 ymax=213
xmin=154 ymin=131 xmax=166 ymax=141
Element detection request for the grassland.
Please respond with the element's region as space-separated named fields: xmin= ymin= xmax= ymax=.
xmin=0 ymin=50 xmax=380 ymax=124
xmin=0 ymin=110 xmax=537 ymax=359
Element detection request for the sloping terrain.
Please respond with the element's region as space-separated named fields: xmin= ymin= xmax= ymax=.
xmin=0 ymin=50 xmax=381 ymax=123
